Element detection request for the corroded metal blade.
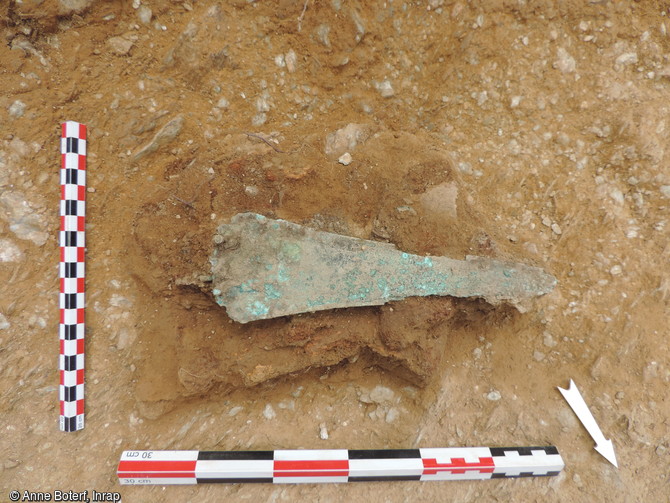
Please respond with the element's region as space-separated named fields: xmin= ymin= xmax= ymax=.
xmin=210 ymin=213 xmax=556 ymax=323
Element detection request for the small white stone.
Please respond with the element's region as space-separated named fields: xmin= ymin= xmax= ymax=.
xmin=8 ymin=100 xmax=26 ymax=118
xmin=263 ymin=404 xmax=276 ymax=420
xmin=610 ymin=265 xmax=622 ymax=276
xmin=510 ymin=96 xmax=522 ymax=108
xmin=107 ymin=36 xmax=134 ymax=56
xmin=245 ymin=185 xmax=259 ymax=196
xmin=255 ymin=96 xmax=270 ymax=113
xmin=216 ymin=97 xmax=229 ymax=109
xmin=533 ymin=350 xmax=545 ymax=362
xmin=277 ymin=399 xmax=295 ymax=410
xmin=285 ymin=50 xmax=297 ymax=73
xmin=377 ymin=79 xmax=395 ymax=98
xmin=0 ymin=239 xmax=22 ymax=262
xmin=252 ymin=113 xmax=267 ymax=126
xmin=543 ymin=332 xmax=557 ymax=347
xmin=369 ymin=385 xmax=394 ymax=404
xmin=316 ymin=24 xmax=331 ymax=47
xmin=660 ymin=185 xmax=670 ymax=198
xmin=615 ymin=53 xmax=638 ymax=66
xmin=324 ymin=123 xmax=371 ymax=156
xmin=338 ymin=152 xmax=352 ymax=165
xmin=385 ymin=407 xmax=399 ymax=423
xmin=551 ymin=223 xmax=562 ymax=235
xmin=487 ymin=390 xmax=501 ymax=401
xmin=137 ymin=5 xmax=152 ymax=24
xmin=319 ymin=423 xmax=329 ymax=440
xmin=229 ymin=406 xmax=243 ymax=417
xmin=610 ymin=188 xmax=624 ymax=205
xmin=555 ymin=47 xmax=576 ymax=73
xmin=420 ymin=182 xmax=458 ymax=220
xmin=0 ymin=313 xmax=9 ymax=330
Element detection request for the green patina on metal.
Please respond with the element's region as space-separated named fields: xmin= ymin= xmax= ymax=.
xmin=210 ymin=213 xmax=557 ymax=323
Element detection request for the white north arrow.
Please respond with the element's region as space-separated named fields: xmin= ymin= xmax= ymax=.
xmin=557 ymin=379 xmax=618 ymax=468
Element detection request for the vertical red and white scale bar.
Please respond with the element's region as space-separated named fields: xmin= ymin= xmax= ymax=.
xmin=59 ymin=121 xmax=87 ymax=432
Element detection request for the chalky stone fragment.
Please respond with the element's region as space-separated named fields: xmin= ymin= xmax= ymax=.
xmin=210 ymin=213 xmax=556 ymax=323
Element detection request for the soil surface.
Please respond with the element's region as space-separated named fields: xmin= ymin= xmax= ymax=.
xmin=1 ymin=1 xmax=669 ymax=502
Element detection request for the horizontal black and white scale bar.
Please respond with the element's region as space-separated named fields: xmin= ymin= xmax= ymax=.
xmin=118 ymin=446 xmax=564 ymax=485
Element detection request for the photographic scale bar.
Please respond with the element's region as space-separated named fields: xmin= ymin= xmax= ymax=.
xmin=59 ymin=121 xmax=87 ymax=432
xmin=118 ymin=446 xmax=564 ymax=485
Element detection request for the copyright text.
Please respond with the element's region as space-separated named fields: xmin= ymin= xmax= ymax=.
xmin=7 ymin=490 xmax=121 ymax=502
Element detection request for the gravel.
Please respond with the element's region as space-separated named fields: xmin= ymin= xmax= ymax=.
xmin=555 ymin=47 xmax=576 ymax=73
xmin=420 ymin=182 xmax=459 ymax=220
xmin=137 ymin=5 xmax=152 ymax=24
xmin=228 ymin=406 xmax=243 ymax=416
xmin=615 ymin=52 xmax=638 ymax=66
xmin=8 ymin=100 xmax=26 ymax=118
xmin=369 ymin=385 xmax=394 ymax=404
xmin=0 ymin=191 xmax=48 ymax=246
xmin=487 ymin=390 xmax=502 ymax=401
xmin=252 ymin=113 xmax=267 ymax=126
xmin=133 ymin=115 xmax=184 ymax=160
xmin=324 ymin=123 xmax=371 ymax=156
xmin=0 ymin=313 xmax=10 ymax=330
xmin=107 ymin=36 xmax=134 ymax=56
xmin=543 ymin=332 xmax=557 ymax=347
xmin=263 ymin=404 xmax=276 ymax=420
xmin=0 ymin=238 xmax=22 ymax=262
xmin=376 ymin=79 xmax=395 ymax=98
xmin=385 ymin=407 xmax=399 ymax=423
xmin=338 ymin=152 xmax=352 ymax=165
xmin=316 ymin=24 xmax=331 ymax=48
xmin=285 ymin=50 xmax=297 ymax=73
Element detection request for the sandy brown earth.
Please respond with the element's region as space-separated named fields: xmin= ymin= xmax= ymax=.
xmin=1 ymin=0 xmax=669 ymax=501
